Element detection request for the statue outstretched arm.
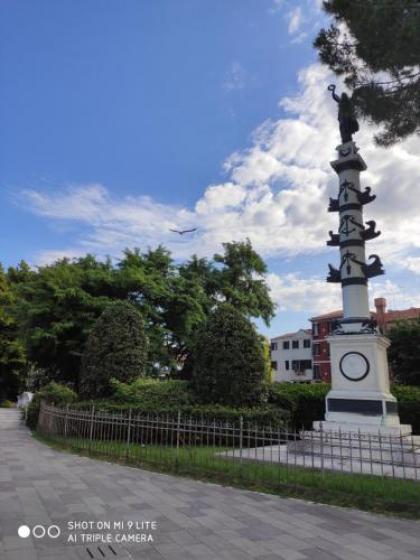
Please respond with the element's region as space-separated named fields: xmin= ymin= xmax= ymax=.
xmin=328 ymin=84 xmax=340 ymax=103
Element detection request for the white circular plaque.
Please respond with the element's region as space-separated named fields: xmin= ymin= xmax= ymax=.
xmin=339 ymin=352 xmax=370 ymax=381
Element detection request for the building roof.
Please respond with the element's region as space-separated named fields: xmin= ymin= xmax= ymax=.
xmin=379 ymin=308 xmax=420 ymax=323
xmin=310 ymin=310 xmax=343 ymax=321
xmin=310 ymin=307 xmax=420 ymax=324
xmin=271 ymin=328 xmax=311 ymax=340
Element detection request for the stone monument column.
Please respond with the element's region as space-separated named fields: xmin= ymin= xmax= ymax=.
xmin=313 ymin=86 xmax=412 ymax=436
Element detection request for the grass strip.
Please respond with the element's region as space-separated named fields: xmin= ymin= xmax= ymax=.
xmin=33 ymin=432 xmax=420 ymax=519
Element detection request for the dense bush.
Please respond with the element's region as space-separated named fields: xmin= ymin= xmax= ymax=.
xmin=80 ymin=301 xmax=148 ymax=398
xmin=110 ymin=378 xmax=196 ymax=407
xmin=26 ymin=382 xmax=77 ymax=429
xmin=269 ymin=383 xmax=420 ymax=434
xmin=73 ymin=399 xmax=289 ymax=427
xmin=0 ymin=399 xmax=15 ymax=408
xmin=192 ymin=304 xmax=266 ymax=407
xmin=388 ymin=320 xmax=420 ymax=386
xmin=70 ymin=377 xmax=289 ymax=429
xmin=268 ymin=383 xmax=329 ymax=429
xmin=392 ymin=385 xmax=420 ymax=435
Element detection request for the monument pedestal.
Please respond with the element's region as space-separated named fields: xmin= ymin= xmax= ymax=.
xmin=312 ymin=334 xmax=411 ymax=436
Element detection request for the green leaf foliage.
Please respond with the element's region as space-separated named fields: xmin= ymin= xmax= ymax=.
xmin=80 ymin=301 xmax=148 ymax=398
xmin=314 ymin=0 xmax=420 ymax=145
xmin=5 ymin=242 xmax=274 ymax=386
xmin=268 ymin=382 xmax=420 ymax=434
xmin=73 ymin=399 xmax=289 ymax=428
xmin=0 ymin=265 xmax=26 ymax=401
xmin=213 ymin=240 xmax=274 ymax=326
xmin=110 ymin=378 xmax=196 ymax=407
xmin=9 ymin=256 xmax=116 ymax=390
xmin=26 ymin=382 xmax=77 ymax=429
xmin=192 ymin=304 xmax=266 ymax=407
xmin=268 ymin=383 xmax=329 ymax=429
xmin=388 ymin=319 xmax=420 ymax=386
xmin=83 ymin=378 xmax=289 ymax=427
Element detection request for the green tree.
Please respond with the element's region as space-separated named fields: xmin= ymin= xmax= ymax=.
xmin=80 ymin=301 xmax=148 ymax=398
xmin=10 ymin=256 xmax=115 ymax=389
xmin=175 ymin=243 xmax=275 ymax=378
xmin=314 ymin=0 xmax=420 ymax=145
xmin=114 ymin=247 xmax=175 ymax=375
xmin=214 ymin=240 xmax=275 ymax=325
xmin=0 ymin=266 xmax=26 ymax=401
xmin=5 ymin=240 xmax=275 ymax=384
xmin=388 ymin=319 xmax=420 ymax=385
xmin=192 ymin=304 xmax=266 ymax=406
xmin=261 ymin=337 xmax=274 ymax=384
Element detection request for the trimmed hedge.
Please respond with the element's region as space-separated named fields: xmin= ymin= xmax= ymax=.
xmin=110 ymin=378 xmax=196 ymax=408
xmin=0 ymin=400 xmax=15 ymax=408
xmin=26 ymin=382 xmax=77 ymax=430
xmin=392 ymin=385 xmax=420 ymax=435
xmin=102 ymin=378 xmax=288 ymax=426
xmin=28 ymin=378 xmax=420 ymax=434
xmin=268 ymin=383 xmax=329 ymax=429
xmin=268 ymin=383 xmax=420 ymax=434
xmin=80 ymin=301 xmax=148 ymax=398
xmin=192 ymin=304 xmax=266 ymax=406
xmin=72 ymin=399 xmax=290 ymax=427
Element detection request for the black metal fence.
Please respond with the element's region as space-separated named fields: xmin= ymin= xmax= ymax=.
xmin=37 ymin=402 xmax=420 ymax=482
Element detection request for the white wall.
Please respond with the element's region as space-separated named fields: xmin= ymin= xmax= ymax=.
xmin=271 ymin=330 xmax=313 ymax=382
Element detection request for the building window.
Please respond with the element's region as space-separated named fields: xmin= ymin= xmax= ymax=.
xmin=271 ymin=342 xmax=278 ymax=351
xmin=283 ymin=341 xmax=290 ymax=349
xmin=313 ymin=364 xmax=321 ymax=380
xmin=271 ymin=361 xmax=277 ymax=371
xmin=312 ymin=323 xmax=319 ymax=336
xmin=326 ymin=343 xmax=330 ymax=357
xmin=291 ymin=360 xmax=312 ymax=372
xmin=313 ymin=343 xmax=320 ymax=356
xmin=303 ymin=339 xmax=311 ymax=348
xmin=292 ymin=340 xmax=299 ymax=349
xmin=285 ymin=360 xmax=289 ymax=370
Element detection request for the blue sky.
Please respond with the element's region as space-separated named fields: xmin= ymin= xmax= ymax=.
xmin=1 ymin=0 xmax=420 ymax=338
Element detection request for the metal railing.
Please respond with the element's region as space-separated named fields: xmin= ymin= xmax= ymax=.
xmin=37 ymin=402 xmax=420 ymax=482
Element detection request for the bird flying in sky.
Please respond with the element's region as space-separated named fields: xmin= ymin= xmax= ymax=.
xmin=169 ymin=228 xmax=198 ymax=235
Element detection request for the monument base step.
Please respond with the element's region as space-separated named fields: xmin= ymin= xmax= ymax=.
xmin=288 ymin=435 xmax=420 ymax=466
xmin=313 ymin=420 xmax=412 ymax=437
xmin=219 ymin=443 xmax=420 ymax=480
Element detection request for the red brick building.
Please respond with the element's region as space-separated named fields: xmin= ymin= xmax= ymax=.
xmin=310 ymin=298 xmax=420 ymax=383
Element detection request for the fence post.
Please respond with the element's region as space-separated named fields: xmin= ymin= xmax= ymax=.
xmin=126 ymin=408 xmax=132 ymax=458
xmin=239 ymin=415 xmax=243 ymax=466
xmin=176 ymin=410 xmax=181 ymax=466
xmin=320 ymin=422 xmax=325 ymax=476
xmin=38 ymin=400 xmax=46 ymax=432
xmin=89 ymin=404 xmax=95 ymax=448
xmin=64 ymin=404 xmax=69 ymax=438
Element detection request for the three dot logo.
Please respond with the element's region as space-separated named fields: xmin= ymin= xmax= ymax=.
xmin=17 ymin=525 xmax=30 ymax=538
xmin=18 ymin=524 xmax=61 ymax=539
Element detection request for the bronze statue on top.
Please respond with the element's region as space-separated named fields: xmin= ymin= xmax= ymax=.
xmin=328 ymin=84 xmax=359 ymax=144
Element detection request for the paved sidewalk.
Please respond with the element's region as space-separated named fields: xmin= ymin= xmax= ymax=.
xmin=0 ymin=409 xmax=419 ymax=560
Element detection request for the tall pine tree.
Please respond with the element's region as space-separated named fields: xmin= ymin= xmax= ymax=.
xmin=314 ymin=0 xmax=420 ymax=145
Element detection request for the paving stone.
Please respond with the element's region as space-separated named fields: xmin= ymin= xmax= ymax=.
xmin=1 ymin=409 xmax=420 ymax=560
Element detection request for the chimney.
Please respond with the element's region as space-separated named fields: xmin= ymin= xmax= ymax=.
xmin=374 ymin=297 xmax=387 ymax=329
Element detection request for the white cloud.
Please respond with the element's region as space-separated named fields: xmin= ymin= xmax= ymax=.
xmin=267 ymin=272 xmax=341 ymax=313
xmin=404 ymin=257 xmax=420 ymax=276
xmin=222 ymin=62 xmax=247 ymax=93
xmin=20 ymin=63 xmax=420 ymax=291
xmin=287 ymin=7 xmax=303 ymax=34
xmin=36 ymin=248 xmax=87 ymax=266
xmin=267 ymin=273 xmax=420 ymax=315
